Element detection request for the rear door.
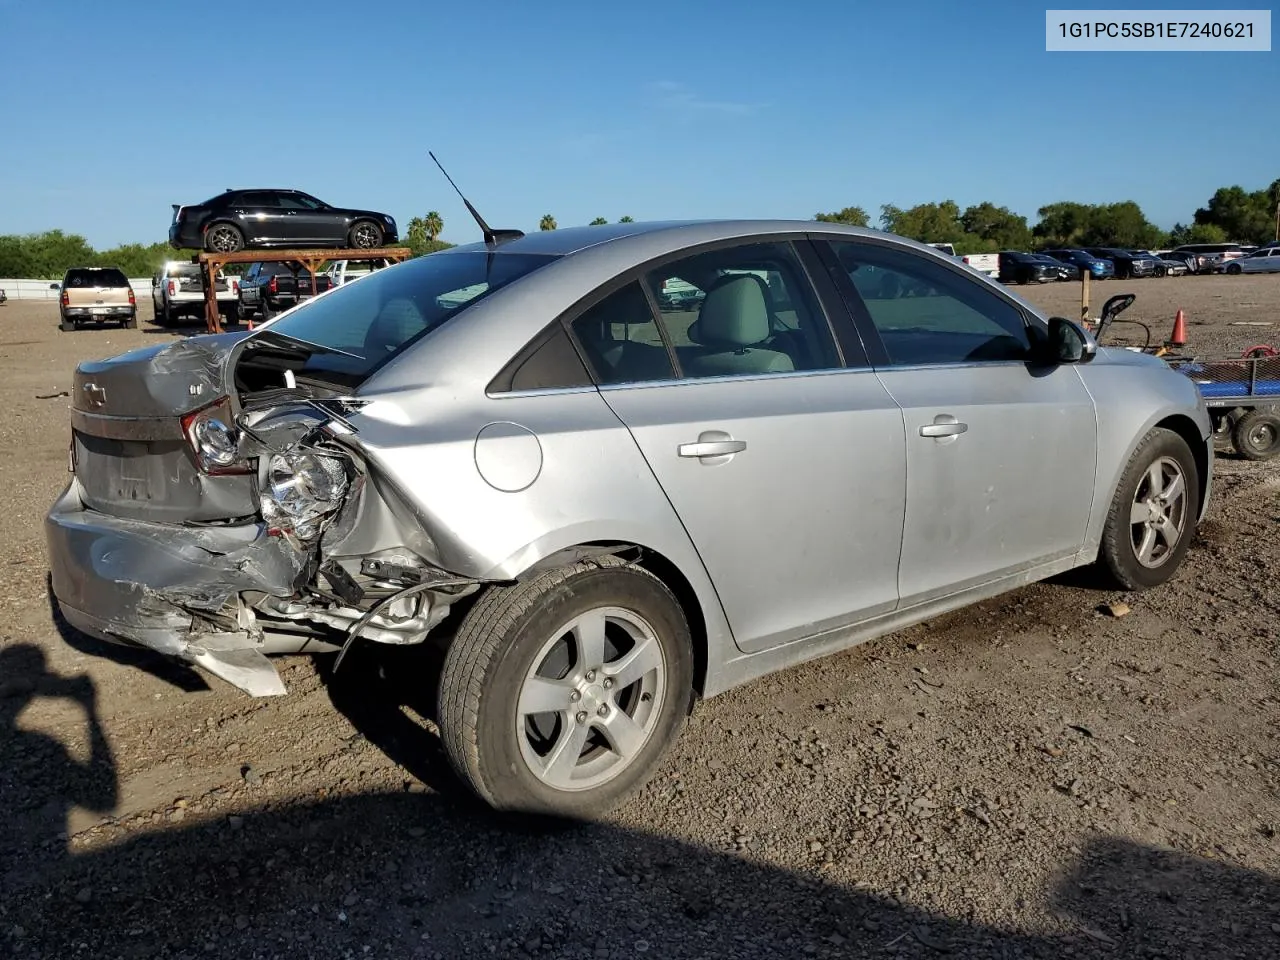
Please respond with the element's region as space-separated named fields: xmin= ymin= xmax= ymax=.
xmin=817 ymin=237 xmax=1098 ymax=608
xmin=277 ymin=193 xmax=336 ymax=243
xmin=567 ymin=237 xmax=907 ymax=654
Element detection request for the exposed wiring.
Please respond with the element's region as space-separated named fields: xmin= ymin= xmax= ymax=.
xmin=332 ymin=577 xmax=477 ymax=672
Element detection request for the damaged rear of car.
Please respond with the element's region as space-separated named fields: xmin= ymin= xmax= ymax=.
xmin=47 ymin=250 xmax=557 ymax=697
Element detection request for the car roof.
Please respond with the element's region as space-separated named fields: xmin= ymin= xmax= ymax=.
xmin=436 ymin=219 xmax=904 ymax=258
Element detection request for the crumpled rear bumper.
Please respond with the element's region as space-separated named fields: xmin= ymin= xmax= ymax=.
xmin=45 ymin=480 xmax=309 ymax=696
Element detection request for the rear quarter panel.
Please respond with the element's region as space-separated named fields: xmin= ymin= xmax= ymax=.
xmin=344 ymin=383 xmax=736 ymax=680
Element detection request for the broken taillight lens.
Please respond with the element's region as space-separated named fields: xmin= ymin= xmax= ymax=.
xmin=180 ymin=396 xmax=252 ymax=475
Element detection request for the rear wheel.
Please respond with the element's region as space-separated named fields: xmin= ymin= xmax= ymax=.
xmin=349 ymin=220 xmax=383 ymax=248
xmin=1098 ymin=427 xmax=1199 ymax=590
xmin=122 ymin=313 xmax=137 ymax=329
xmin=438 ymin=557 xmax=694 ymax=817
xmin=205 ymin=223 xmax=244 ymax=254
xmin=1233 ymin=409 xmax=1280 ymax=461
xmin=1226 ymin=263 xmax=1243 ymax=275
xmin=59 ymin=315 xmax=75 ymax=332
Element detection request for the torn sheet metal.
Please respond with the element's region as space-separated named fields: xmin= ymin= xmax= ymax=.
xmin=45 ymin=481 xmax=306 ymax=695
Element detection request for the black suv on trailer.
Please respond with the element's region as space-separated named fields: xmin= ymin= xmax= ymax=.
xmin=169 ymin=189 xmax=398 ymax=254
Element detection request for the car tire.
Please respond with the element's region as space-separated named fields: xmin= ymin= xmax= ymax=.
xmin=59 ymin=315 xmax=75 ymax=332
xmin=204 ymin=223 xmax=244 ymax=254
xmin=1098 ymin=427 xmax=1200 ymax=591
xmin=1232 ymin=408 xmax=1280 ymax=461
xmin=259 ymin=298 xmax=273 ymax=322
xmin=349 ymin=220 xmax=383 ymax=249
xmin=122 ymin=313 xmax=137 ymax=329
xmin=438 ymin=556 xmax=694 ymax=817
xmin=1226 ymin=263 xmax=1243 ymax=275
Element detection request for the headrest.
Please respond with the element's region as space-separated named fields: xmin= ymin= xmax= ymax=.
xmin=692 ymin=275 xmax=770 ymax=348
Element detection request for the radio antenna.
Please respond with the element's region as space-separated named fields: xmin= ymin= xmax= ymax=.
xmin=429 ymin=152 xmax=524 ymax=246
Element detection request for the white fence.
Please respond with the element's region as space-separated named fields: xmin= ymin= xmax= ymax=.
xmin=0 ymin=278 xmax=153 ymax=301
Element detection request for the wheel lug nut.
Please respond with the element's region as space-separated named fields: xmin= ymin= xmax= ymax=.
xmin=597 ymin=704 xmax=609 ymax=717
xmin=569 ymin=690 xmax=581 ymax=702
xmin=585 ymin=670 xmax=596 ymax=682
xmin=575 ymin=711 xmax=588 ymax=724
xmin=602 ymin=678 xmax=614 ymax=690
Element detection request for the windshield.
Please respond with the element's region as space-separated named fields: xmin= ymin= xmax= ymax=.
xmin=252 ymin=251 xmax=558 ymax=384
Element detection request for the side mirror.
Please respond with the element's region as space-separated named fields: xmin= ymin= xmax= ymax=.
xmin=1047 ymin=316 xmax=1097 ymax=364
xmin=49 ymin=282 xmax=60 ymax=290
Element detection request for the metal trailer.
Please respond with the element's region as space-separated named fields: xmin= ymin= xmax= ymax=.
xmin=1165 ymin=349 xmax=1280 ymax=461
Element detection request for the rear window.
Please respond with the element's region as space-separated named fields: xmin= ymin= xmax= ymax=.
xmin=64 ymin=268 xmax=129 ymax=288
xmin=252 ymin=251 xmax=558 ymax=383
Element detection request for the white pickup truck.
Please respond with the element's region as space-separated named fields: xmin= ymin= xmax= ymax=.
xmin=323 ymin=258 xmax=394 ymax=287
xmin=152 ymin=260 xmax=240 ymax=326
xmin=925 ymin=243 xmax=998 ymax=278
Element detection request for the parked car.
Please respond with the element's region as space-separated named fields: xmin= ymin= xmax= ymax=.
xmin=1156 ymin=250 xmax=1200 ymax=273
xmin=0 ymin=287 xmax=7 ymax=304
xmin=323 ymin=258 xmax=394 ymax=287
xmin=1083 ymin=247 xmax=1158 ymax=279
xmin=1041 ymin=248 xmax=1115 ymax=280
xmin=998 ymin=251 xmax=1073 ymax=284
xmin=1130 ymin=251 xmax=1188 ymax=277
xmin=1169 ymin=243 xmax=1246 ymax=273
xmin=152 ymin=261 xmax=241 ymax=326
xmin=1220 ymin=245 xmax=1280 ymax=274
xmin=169 ymin=189 xmax=399 ymax=254
xmin=46 ymin=221 xmax=1212 ymax=816
xmin=57 ymin=266 xmax=137 ymax=331
xmin=237 ymin=261 xmax=333 ymax=319
xmin=958 ymin=252 xmax=999 ymax=278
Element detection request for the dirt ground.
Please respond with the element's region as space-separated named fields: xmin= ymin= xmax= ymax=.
xmin=1 ymin=276 xmax=1278 ymax=960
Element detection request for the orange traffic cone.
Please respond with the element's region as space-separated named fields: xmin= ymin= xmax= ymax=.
xmin=1169 ymin=309 xmax=1187 ymax=347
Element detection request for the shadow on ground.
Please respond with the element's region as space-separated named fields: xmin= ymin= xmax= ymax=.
xmin=2 ymin=637 xmax=1278 ymax=959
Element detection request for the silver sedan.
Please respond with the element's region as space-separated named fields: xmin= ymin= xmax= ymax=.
xmin=46 ymin=220 xmax=1213 ymax=815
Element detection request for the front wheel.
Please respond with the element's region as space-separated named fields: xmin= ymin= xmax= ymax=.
xmin=438 ymin=557 xmax=694 ymax=817
xmin=1098 ymin=427 xmax=1199 ymax=590
xmin=1233 ymin=408 xmax=1280 ymax=461
xmin=1226 ymin=263 xmax=1243 ymax=275
xmin=349 ymin=220 xmax=383 ymax=248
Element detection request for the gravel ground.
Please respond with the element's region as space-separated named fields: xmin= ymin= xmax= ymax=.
xmin=1 ymin=277 xmax=1278 ymax=959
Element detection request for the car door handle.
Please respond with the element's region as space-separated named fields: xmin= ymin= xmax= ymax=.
xmin=919 ymin=415 xmax=968 ymax=438
xmin=678 ymin=439 xmax=746 ymax=458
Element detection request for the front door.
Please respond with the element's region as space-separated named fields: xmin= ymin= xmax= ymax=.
xmin=821 ymin=238 xmax=1098 ymax=607
xmin=567 ymin=240 xmax=907 ymax=654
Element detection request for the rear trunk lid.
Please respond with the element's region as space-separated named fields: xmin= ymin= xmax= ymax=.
xmin=70 ymin=333 xmax=260 ymax=523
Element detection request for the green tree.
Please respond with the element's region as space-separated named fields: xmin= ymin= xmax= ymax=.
xmin=879 ymin=201 xmax=965 ymax=245
xmin=424 ymin=211 xmax=444 ymax=241
xmin=618 ymin=215 xmax=634 ymax=223
xmin=539 ymin=214 xmax=557 ymax=231
xmin=1168 ymin=221 xmax=1227 ymax=246
xmin=1193 ymin=184 xmax=1276 ymax=243
xmin=1032 ymin=201 xmax=1163 ymax=249
xmin=1031 ymin=202 xmax=1094 ymax=248
xmin=814 ymin=206 xmax=870 ymax=227
xmin=404 ymin=216 xmax=454 ymax=257
xmin=589 ymin=217 xmax=608 ymax=225
xmin=959 ymin=202 xmax=1031 ymax=250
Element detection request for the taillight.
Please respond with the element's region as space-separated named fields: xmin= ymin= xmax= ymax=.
xmin=267 ymin=276 xmax=278 ymax=294
xmin=128 ymin=289 xmax=136 ymax=305
xmin=180 ymin=396 xmax=252 ymax=475
xmin=231 ymin=279 xmax=239 ymax=293
xmin=168 ymin=280 xmax=176 ymax=296
xmin=61 ymin=291 xmax=69 ymax=306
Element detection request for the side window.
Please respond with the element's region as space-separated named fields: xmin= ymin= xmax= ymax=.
xmin=569 ymin=282 xmax=676 ymax=386
xmin=642 ymin=241 xmax=841 ymax=379
xmin=497 ymin=326 xmax=594 ymax=392
xmin=829 ymin=240 xmax=1032 ymax=366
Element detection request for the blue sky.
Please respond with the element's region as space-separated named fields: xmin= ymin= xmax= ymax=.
xmin=0 ymin=0 xmax=1275 ymax=248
